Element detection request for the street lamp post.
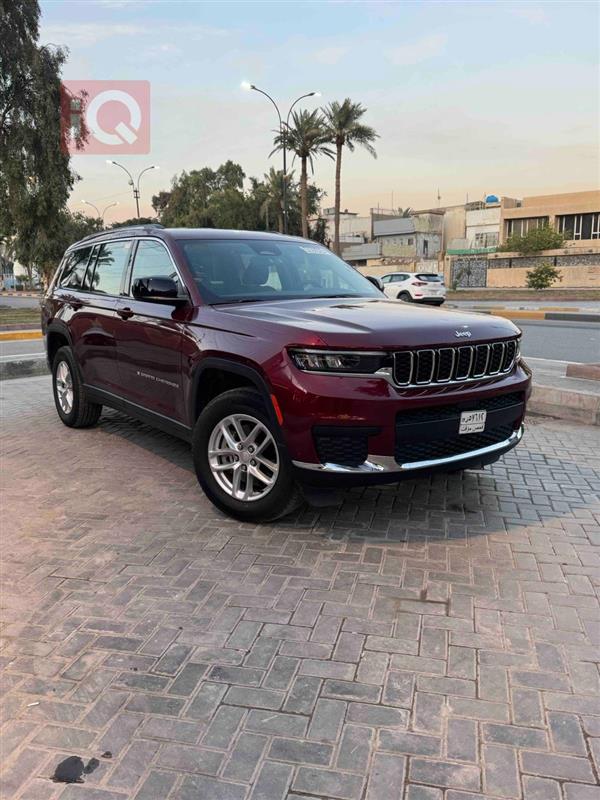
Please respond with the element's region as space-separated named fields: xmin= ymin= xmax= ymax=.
xmin=242 ymin=83 xmax=320 ymax=234
xmin=82 ymin=200 xmax=119 ymax=223
xmin=106 ymin=162 xmax=159 ymax=219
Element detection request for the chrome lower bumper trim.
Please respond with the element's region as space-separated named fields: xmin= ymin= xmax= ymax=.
xmin=293 ymin=425 xmax=524 ymax=474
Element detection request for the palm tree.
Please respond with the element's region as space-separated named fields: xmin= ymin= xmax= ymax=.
xmin=261 ymin=167 xmax=289 ymax=233
xmin=272 ymin=109 xmax=333 ymax=238
xmin=323 ymin=99 xmax=378 ymax=255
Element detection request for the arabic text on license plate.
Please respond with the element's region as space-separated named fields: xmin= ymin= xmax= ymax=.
xmin=459 ymin=410 xmax=486 ymax=434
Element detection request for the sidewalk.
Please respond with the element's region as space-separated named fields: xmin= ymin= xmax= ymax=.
xmin=1 ymin=374 xmax=599 ymax=800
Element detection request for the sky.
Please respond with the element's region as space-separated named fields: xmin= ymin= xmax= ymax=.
xmin=40 ymin=0 xmax=600 ymax=222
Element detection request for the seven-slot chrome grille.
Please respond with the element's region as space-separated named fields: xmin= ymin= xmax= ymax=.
xmin=393 ymin=339 xmax=519 ymax=388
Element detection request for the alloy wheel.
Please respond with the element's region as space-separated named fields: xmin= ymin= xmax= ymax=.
xmin=55 ymin=360 xmax=74 ymax=414
xmin=207 ymin=413 xmax=280 ymax=502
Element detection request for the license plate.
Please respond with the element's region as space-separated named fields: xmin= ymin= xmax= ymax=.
xmin=459 ymin=410 xmax=486 ymax=434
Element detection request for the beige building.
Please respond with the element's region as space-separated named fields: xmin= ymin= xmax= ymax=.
xmin=500 ymin=190 xmax=600 ymax=245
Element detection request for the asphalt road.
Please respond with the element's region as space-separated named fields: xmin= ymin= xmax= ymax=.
xmin=1 ymin=319 xmax=598 ymax=363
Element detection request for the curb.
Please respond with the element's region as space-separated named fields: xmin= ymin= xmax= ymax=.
xmin=0 ymin=292 xmax=41 ymax=298
xmin=0 ymin=330 xmax=43 ymax=341
xmin=458 ymin=309 xmax=600 ymax=323
xmin=0 ymin=357 xmax=48 ymax=381
xmin=0 ymin=323 xmax=40 ymax=332
xmin=529 ymin=384 xmax=600 ymax=426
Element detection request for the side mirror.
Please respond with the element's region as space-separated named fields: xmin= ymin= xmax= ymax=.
xmin=132 ymin=276 xmax=187 ymax=305
xmin=365 ymin=275 xmax=384 ymax=292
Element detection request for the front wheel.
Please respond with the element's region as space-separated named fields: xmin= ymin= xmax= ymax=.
xmin=192 ymin=388 xmax=302 ymax=522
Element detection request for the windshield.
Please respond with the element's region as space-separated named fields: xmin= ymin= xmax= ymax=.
xmin=179 ymin=239 xmax=381 ymax=304
xmin=416 ymin=273 xmax=443 ymax=282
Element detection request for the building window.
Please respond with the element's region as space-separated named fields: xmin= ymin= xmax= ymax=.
xmin=556 ymin=213 xmax=600 ymax=240
xmin=506 ymin=217 xmax=549 ymax=238
xmin=407 ymin=238 xmax=414 ymax=246
xmin=474 ymin=232 xmax=498 ymax=248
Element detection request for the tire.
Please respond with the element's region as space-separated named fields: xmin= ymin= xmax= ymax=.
xmin=398 ymin=291 xmax=412 ymax=302
xmin=52 ymin=346 xmax=102 ymax=428
xmin=192 ymin=388 xmax=303 ymax=523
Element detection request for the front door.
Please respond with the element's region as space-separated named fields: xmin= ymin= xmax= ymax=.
xmin=115 ymin=239 xmax=186 ymax=422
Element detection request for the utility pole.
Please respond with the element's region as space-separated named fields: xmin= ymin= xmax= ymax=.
xmin=242 ymin=83 xmax=320 ymax=234
xmin=106 ymin=162 xmax=159 ymax=219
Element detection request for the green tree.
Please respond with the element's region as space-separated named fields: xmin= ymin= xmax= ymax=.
xmin=272 ymin=109 xmax=333 ymax=238
xmin=525 ymin=262 xmax=563 ymax=289
xmin=322 ymin=99 xmax=378 ymax=254
xmin=153 ymin=160 xmax=323 ymax=238
xmin=26 ymin=210 xmax=100 ymax=287
xmin=261 ymin=167 xmax=286 ymax=233
xmin=111 ymin=217 xmax=157 ymax=228
xmin=0 ymin=0 xmax=79 ymax=274
xmin=500 ymin=225 xmax=565 ymax=254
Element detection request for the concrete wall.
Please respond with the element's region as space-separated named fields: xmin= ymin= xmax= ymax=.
xmin=487 ymin=264 xmax=600 ymax=288
xmin=445 ymin=248 xmax=600 ymax=288
xmin=357 ymin=259 xmax=442 ymax=279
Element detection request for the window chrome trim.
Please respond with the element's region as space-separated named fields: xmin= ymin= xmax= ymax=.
xmin=293 ymin=425 xmax=524 ymax=474
xmin=127 ymin=236 xmax=190 ymax=299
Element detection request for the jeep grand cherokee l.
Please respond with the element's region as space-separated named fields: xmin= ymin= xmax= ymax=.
xmin=42 ymin=225 xmax=531 ymax=522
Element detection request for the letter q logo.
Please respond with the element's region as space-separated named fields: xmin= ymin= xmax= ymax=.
xmin=61 ymin=80 xmax=150 ymax=154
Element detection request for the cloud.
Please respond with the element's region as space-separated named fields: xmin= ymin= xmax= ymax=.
xmin=41 ymin=23 xmax=148 ymax=47
xmin=511 ymin=5 xmax=547 ymax=24
xmin=313 ymin=45 xmax=348 ymax=65
xmin=386 ymin=33 xmax=447 ymax=66
xmin=40 ymin=22 xmax=229 ymax=48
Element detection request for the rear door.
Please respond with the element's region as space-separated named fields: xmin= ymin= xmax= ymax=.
xmin=384 ymin=273 xmax=408 ymax=299
xmin=115 ymin=239 xmax=186 ymax=422
xmin=74 ymin=239 xmax=133 ymax=393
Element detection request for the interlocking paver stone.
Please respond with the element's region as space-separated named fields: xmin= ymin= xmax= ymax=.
xmin=1 ymin=376 xmax=599 ymax=799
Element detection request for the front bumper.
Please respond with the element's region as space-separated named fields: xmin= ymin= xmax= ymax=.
xmin=294 ymin=424 xmax=523 ymax=475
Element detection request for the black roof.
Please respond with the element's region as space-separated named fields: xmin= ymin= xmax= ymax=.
xmin=67 ymin=225 xmax=305 ymax=252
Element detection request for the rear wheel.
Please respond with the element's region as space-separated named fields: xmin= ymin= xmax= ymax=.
xmin=398 ymin=291 xmax=412 ymax=302
xmin=192 ymin=388 xmax=302 ymax=522
xmin=52 ymin=346 xmax=102 ymax=428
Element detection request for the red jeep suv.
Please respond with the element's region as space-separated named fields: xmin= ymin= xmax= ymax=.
xmin=42 ymin=224 xmax=531 ymax=522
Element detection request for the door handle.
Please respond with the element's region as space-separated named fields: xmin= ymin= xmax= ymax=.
xmin=117 ymin=307 xmax=134 ymax=320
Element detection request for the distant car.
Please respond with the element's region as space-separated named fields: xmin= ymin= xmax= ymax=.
xmin=381 ymin=271 xmax=446 ymax=305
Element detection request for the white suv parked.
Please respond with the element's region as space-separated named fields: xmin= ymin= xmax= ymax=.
xmin=380 ymin=272 xmax=446 ymax=306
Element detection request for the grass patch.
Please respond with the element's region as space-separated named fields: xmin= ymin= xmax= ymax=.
xmin=0 ymin=306 xmax=41 ymax=326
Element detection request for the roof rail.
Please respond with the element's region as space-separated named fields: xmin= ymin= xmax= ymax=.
xmin=76 ymin=222 xmax=165 ymax=245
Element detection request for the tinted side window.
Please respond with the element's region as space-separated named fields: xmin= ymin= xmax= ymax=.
xmin=129 ymin=240 xmax=181 ymax=293
xmin=89 ymin=241 xmax=132 ymax=295
xmin=59 ymin=247 xmax=92 ymax=290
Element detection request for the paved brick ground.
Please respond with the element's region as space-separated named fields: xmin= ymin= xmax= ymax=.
xmin=1 ymin=375 xmax=599 ymax=800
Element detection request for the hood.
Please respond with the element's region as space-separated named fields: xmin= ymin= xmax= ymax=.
xmin=215 ymin=297 xmax=520 ymax=349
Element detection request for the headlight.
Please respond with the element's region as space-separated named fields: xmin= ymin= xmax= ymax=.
xmin=289 ymin=349 xmax=388 ymax=374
